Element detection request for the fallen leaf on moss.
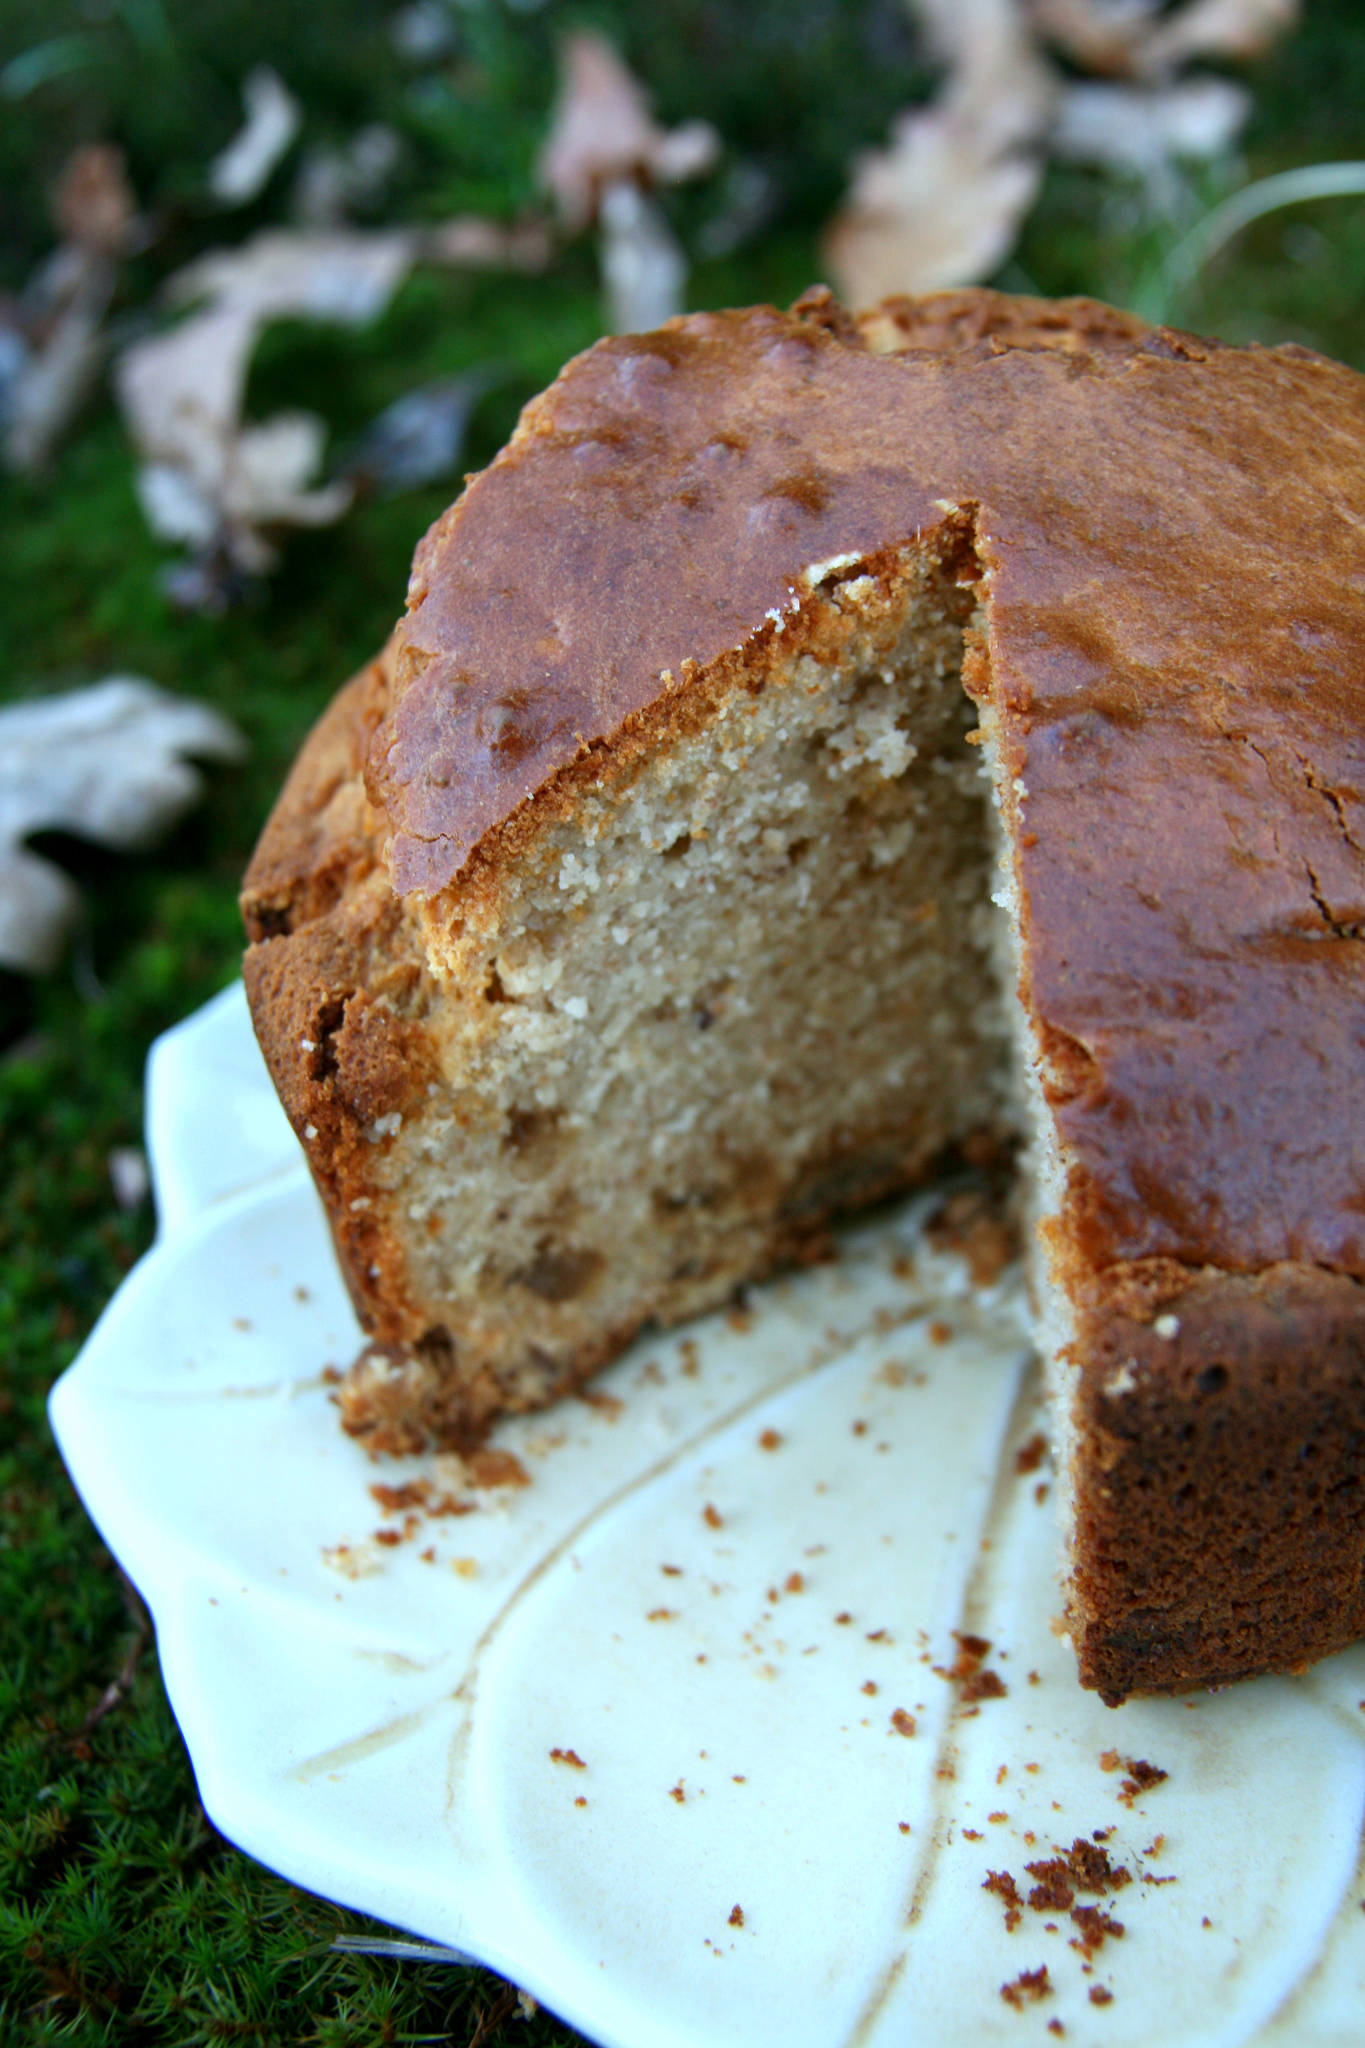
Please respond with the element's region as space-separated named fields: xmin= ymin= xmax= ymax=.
xmin=209 ymin=66 xmax=301 ymax=206
xmin=598 ymin=178 xmax=690 ymax=335
xmin=3 ymin=144 xmax=140 ymax=473
xmin=292 ymin=123 xmax=405 ymax=228
xmin=134 ymin=406 xmax=351 ymax=573
xmin=165 ymin=224 xmax=416 ymax=328
xmin=539 ymin=29 xmax=717 ymax=235
xmin=115 ymin=228 xmax=412 ymax=576
xmin=53 ymin=140 xmax=138 ymax=257
xmin=0 ymin=679 xmax=246 ymax=974
xmin=343 ymin=368 xmax=495 ymax=495
xmin=116 ymin=220 xmax=541 ymax=589
xmin=2 ymin=269 xmax=107 ymax=474
xmin=825 ymin=0 xmax=1053 ymax=302
xmin=420 ymin=215 xmax=552 ymax=272
xmin=1029 ymin=0 xmax=1163 ymax=75
xmin=1052 ymin=73 xmax=1250 ymax=174
xmin=1139 ymin=0 xmax=1299 ymax=72
xmin=539 ymin=29 xmax=718 ymax=333
xmin=1031 ymin=0 xmax=1299 ymax=78
xmin=826 ymin=0 xmax=1301 ymax=304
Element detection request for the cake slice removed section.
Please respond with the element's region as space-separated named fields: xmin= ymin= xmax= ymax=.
xmin=244 ymin=533 xmax=1015 ymax=1452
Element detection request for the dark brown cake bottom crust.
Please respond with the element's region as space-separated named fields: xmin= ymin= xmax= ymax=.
xmin=1069 ymin=1263 xmax=1365 ymax=1702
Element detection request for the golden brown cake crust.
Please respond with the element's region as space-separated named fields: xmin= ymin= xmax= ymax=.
xmin=369 ymin=288 xmax=1365 ymax=1288
xmin=245 ymin=288 xmax=1365 ymax=1697
xmin=242 ymin=646 xmax=442 ymax=1344
xmin=369 ymin=289 xmax=1164 ymax=900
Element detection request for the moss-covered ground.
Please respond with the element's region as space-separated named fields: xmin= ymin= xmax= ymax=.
xmin=3 ymin=3 xmax=1365 ymax=2040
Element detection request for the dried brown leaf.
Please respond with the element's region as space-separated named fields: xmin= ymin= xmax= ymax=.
xmin=292 ymin=124 xmax=405 ymax=228
xmin=53 ymin=144 xmax=137 ymax=258
xmin=116 ymin=210 xmax=543 ymax=581
xmin=209 ymin=66 xmax=301 ymax=207
xmin=224 ymin=414 xmax=351 ymax=554
xmin=0 ymin=680 xmax=245 ymax=974
xmin=828 ymin=0 xmax=1298 ymax=304
xmin=1140 ymin=0 xmax=1300 ymax=74
xmin=599 ymin=180 xmax=688 ymax=334
xmin=420 ymin=215 xmax=552 ymax=273
xmin=1031 ymin=0 xmax=1299 ymax=77
xmin=825 ymin=0 xmax=1053 ymax=302
xmin=133 ymin=412 xmax=350 ymax=572
xmin=116 ymin=229 xmax=414 ymax=569
xmin=1052 ymin=73 xmax=1251 ymax=172
xmin=2 ymin=143 xmax=140 ymax=472
xmin=164 ymin=226 xmax=416 ymax=329
xmin=2 ymin=274 xmax=108 ymax=474
xmin=1029 ymin=0 xmax=1165 ymax=73
xmin=538 ymin=30 xmax=718 ymax=233
xmin=344 ymin=370 xmax=494 ymax=495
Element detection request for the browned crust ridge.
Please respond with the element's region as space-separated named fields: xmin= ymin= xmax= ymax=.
xmin=242 ymin=645 xmax=441 ymax=1347
xmin=1068 ymin=1261 xmax=1365 ymax=1702
xmin=243 ymin=287 xmax=1365 ymax=1700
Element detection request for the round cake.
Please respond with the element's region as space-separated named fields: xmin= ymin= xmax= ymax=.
xmin=242 ymin=287 xmax=1365 ymax=1702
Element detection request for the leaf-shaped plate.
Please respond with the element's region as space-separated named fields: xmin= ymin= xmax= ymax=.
xmin=50 ymin=985 xmax=1365 ymax=2046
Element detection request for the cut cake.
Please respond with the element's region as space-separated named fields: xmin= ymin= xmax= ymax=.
xmin=242 ymin=288 xmax=1365 ymax=1702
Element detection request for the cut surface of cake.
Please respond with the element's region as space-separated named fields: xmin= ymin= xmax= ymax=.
xmin=243 ymin=287 xmax=1365 ymax=1703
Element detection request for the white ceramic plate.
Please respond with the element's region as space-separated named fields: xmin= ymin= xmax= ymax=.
xmin=51 ymin=985 xmax=1365 ymax=2048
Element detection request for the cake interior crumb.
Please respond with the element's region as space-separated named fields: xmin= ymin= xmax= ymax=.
xmin=338 ymin=541 xmax=1020 ymax=1447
